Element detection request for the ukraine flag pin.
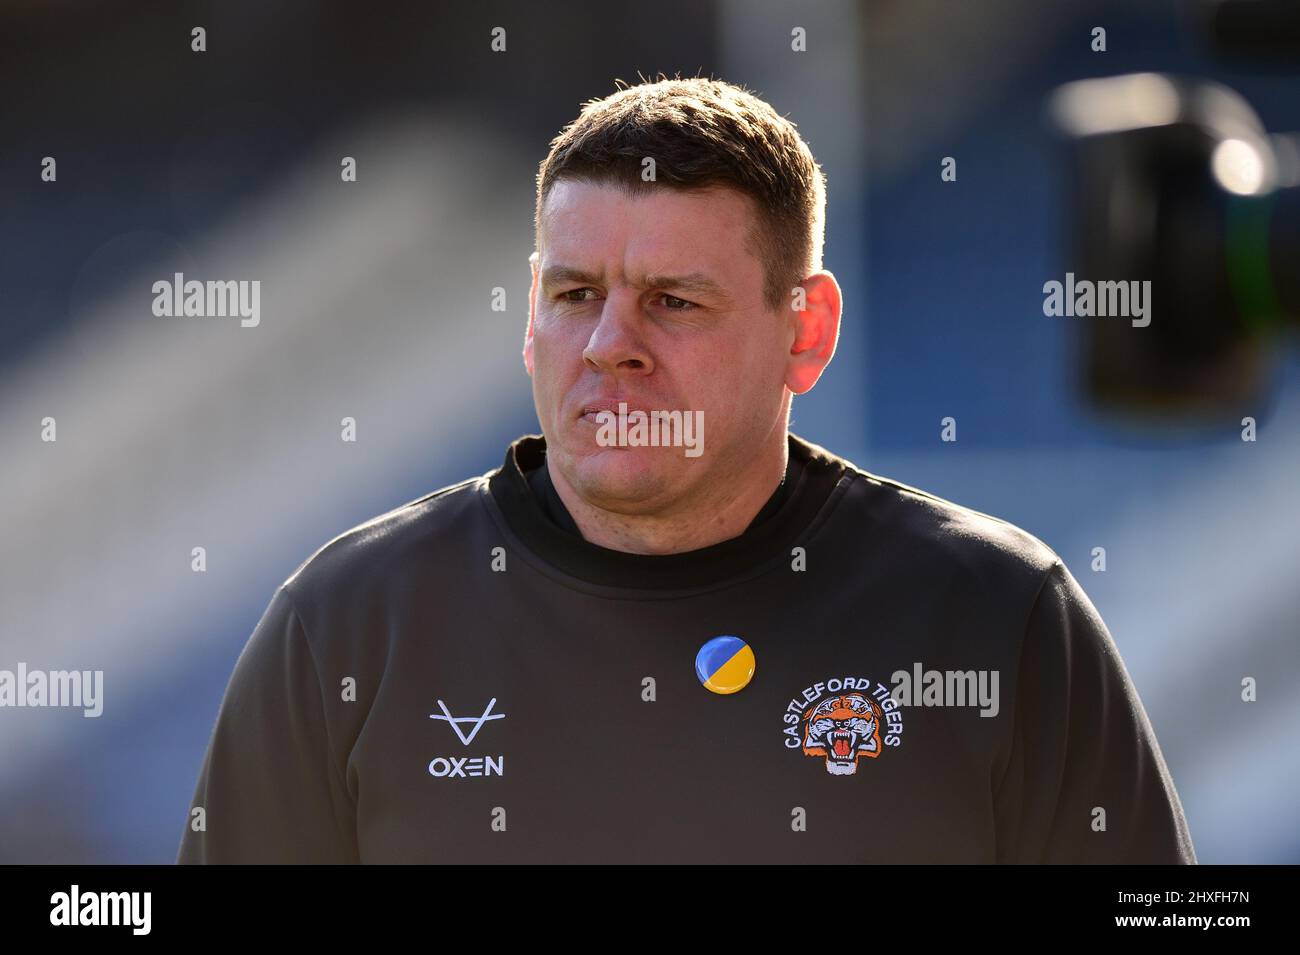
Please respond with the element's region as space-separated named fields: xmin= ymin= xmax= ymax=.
xmin=695 ymin=636 xmax=756 ymax=694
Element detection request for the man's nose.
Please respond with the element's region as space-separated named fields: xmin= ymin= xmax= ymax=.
xmin=582 ymin=291 xmax=653 ymax=375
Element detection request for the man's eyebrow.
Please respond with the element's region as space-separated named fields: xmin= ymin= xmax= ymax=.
xmin=541 ymin=265 xmax=727 ymax=297
xmin=642 ymin=272 xmax=727 ymax=296
xmin=540 ymin=265 xmax=602 ymax=289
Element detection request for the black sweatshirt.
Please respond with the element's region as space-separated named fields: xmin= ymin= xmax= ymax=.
xmin=177 ymin=433 xmax=1196 ymax=863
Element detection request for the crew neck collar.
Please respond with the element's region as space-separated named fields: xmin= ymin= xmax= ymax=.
xmin=485 ymin=433 xmax=849 ymax=591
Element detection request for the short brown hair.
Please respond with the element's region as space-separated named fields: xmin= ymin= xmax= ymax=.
xmin=535 ymin=75 xmax=827 ymax=312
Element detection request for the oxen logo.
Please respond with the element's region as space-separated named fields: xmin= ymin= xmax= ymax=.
xmin=429 ymin=697 xmax=504 ymax=745
xmin=427 ymin=697 xmax=505 ymax=779
xmin=802 ymin=693 xmax=882 ymax=776
xmin=781 ymin=676 xmax=904 ymax=775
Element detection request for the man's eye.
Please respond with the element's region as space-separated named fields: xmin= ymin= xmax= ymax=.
xmin=659 ymin=294 xmax=695 ymax=310
xmin=559 ymin=288 xmax=599 ymax=302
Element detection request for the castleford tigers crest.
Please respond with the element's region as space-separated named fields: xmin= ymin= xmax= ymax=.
xmin=781 ymin=677 xmax=904 ymax=776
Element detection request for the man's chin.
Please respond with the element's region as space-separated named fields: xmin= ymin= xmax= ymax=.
xmin=565 ymin=445 xmax=685 ymax=510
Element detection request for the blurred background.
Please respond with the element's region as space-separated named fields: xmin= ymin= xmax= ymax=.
xmin=0 ymin=0 xmax=1296 ymax=863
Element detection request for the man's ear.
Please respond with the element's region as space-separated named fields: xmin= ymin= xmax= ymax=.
xmin=785 ymin=271 xmax=842 ymax=395
xmin=523 ymin=250 xmax=539 ymax=377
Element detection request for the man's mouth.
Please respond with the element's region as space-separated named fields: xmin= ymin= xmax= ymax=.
xmin=578 ymin=400 xmax=650 ymax=421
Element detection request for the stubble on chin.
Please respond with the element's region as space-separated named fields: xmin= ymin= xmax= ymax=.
xmin=560 ymin=444 xmax=690 ymax=515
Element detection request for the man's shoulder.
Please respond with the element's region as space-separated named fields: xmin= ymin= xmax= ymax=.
xmin=812 ymin=439 xmax=1063 ymax=594
xmin=280 ymin=473 xmax=491 ymax=605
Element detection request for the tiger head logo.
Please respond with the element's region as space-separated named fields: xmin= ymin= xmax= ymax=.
xmin=801 ymin=692 xmax=882 ymax=775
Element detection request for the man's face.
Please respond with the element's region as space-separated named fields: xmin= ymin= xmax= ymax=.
xmin=525 ymin=179 xmax=794 ymax=515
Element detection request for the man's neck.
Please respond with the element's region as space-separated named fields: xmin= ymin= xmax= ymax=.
xmin=545 ymin=434 xmax=790 ymax=555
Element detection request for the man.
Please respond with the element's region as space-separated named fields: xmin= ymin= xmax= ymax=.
xmin=178 ymin=77 xmax=1195 ymax=863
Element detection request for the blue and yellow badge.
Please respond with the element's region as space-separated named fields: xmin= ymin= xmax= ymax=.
xmin=695 ymin=636 xmax=755 ymax=694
